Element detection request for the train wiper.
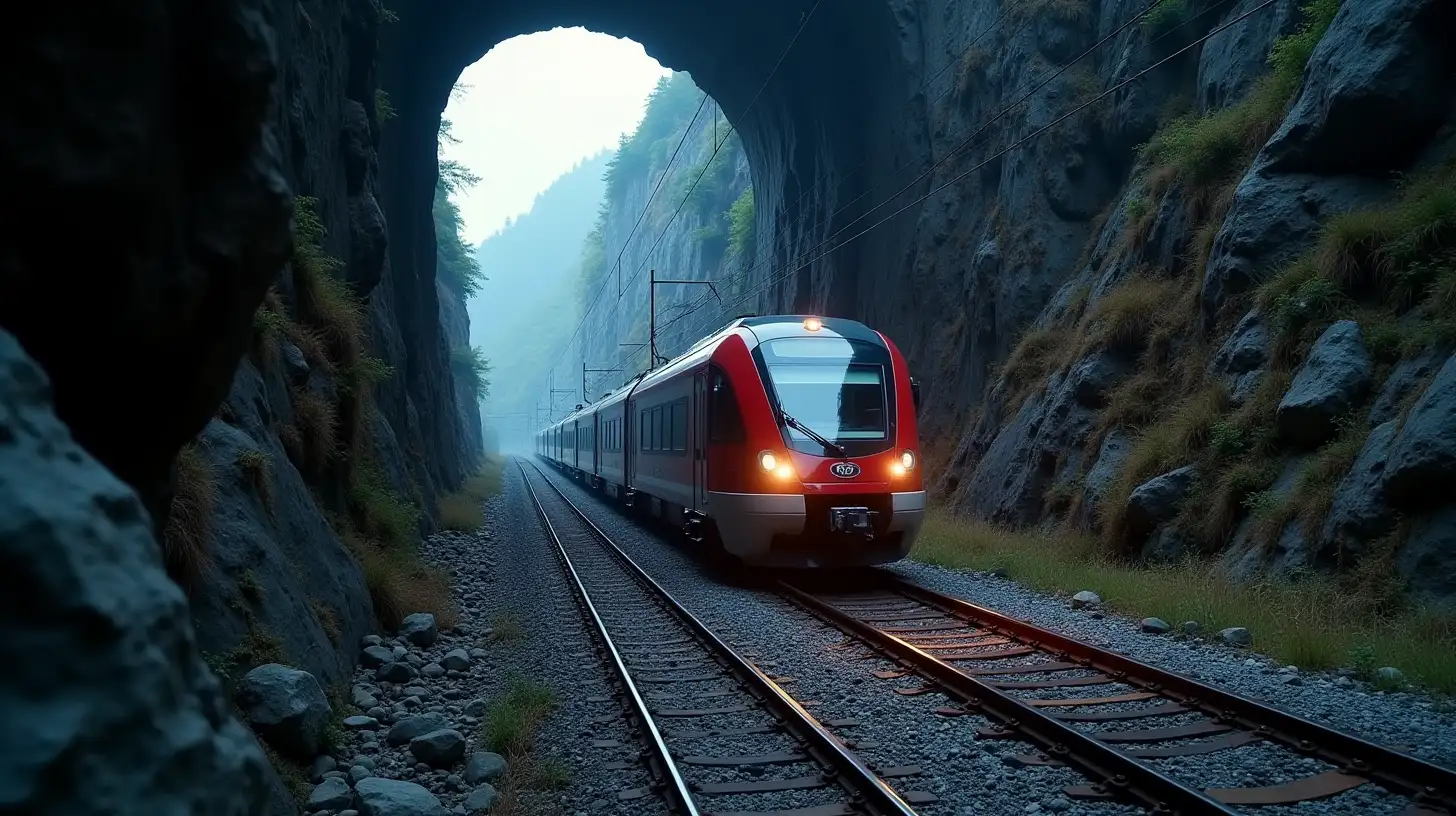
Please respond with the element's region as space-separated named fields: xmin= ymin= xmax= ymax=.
xmin=779 ymin=410 xmax=848 ymax=459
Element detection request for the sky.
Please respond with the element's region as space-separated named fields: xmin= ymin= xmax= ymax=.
xmin=441 ymin=28 xmax=670 ymax=246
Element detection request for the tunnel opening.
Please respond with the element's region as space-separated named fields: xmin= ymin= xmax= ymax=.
xmin=385 ymin=3 xmax=912 ymax=455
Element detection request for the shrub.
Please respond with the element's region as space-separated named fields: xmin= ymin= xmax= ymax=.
xmin=450 ymin=346 xmax=491 ymax=402
xmin=163 ymin=443 xmax=219 ymax=587
xmin=1143 ymin=0 xmax=1188 ymax=35
xmin=1078 ymin=277 xmax=1181 ymax=354
xmin=292 ymin=196 xmax=366 ymax=364
xmin=728 ymin=187 xmax=756 ymax=259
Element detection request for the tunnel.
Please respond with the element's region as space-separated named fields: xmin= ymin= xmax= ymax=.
xmin=377 ymin=0 xmax=920 ymax=337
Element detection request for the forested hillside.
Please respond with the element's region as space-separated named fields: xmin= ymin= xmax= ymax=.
xmin=468 ymin=152 xmax=611 ymax=448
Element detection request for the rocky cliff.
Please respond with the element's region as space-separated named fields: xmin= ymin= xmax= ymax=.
xmin=5 ymin=0 xmax=484 ymax=811
xmin=567 ymin=73 xmax=753 ymax=392
xmin=913 ymin=0 xmax=1456 ymax=604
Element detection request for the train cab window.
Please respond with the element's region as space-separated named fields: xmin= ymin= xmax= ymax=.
xmin=709 ymin=370 xmax=745 ymax=443
xmin=671 ymin=400 xmax=688 ymax=451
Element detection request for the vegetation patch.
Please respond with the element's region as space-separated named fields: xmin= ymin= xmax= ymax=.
xmin=1142 ymin=0 xmax=1188 ymax=35
xmin=912 ymin=510 xmax=1456 ymax=693
xmin=1142 ymin=0 xmax=1342 ymax=196
xmin=438 ymin=455 xmax=505 ymax=531
xmin=1259 ymin=160 xmax=1456 ymax=355
xmin=478 ymin=675 xmax=569 ymax=815
xmin=485 ymin=611 xmax=525 ymax=644
xmin=290 ymin=387 xmax=339 ymax=471
xmin=728 ymin=186 xmax=756 ymax=259
xmin=337 ymin=462 xmax=455 ymax=632
xmin=450 ymin=346 xmax=492 ymax=402
xmin=437 ymin=115 xmax=487 ymax=298
xmin=312 ymin=598 xmax=342 ymax=645
xmin=237 ymin=448 xmax=275 ymax=512
xmin=163 ymin=443 xmax=220 ymax=587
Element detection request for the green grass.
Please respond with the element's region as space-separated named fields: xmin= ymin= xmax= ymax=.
xmin=728 ymin=186 xmax=756 ymax=258
xmin=1142 ymin=0 xmax=1342 ymax=192
xmin=483 ymin=676 xmax=557 ymax=756
xmin=349 ymin=462 xmax=421 ymax=549
xmin=1143 ymin=0 xmax=1188 ymax=34
xmin=913 ymin=510 xmax=1456 ymax=693
xmin=1259 ymin=161 xmax=1456 ymax=354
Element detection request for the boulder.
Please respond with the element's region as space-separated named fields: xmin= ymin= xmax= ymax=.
xmin=1369 ymin=347 xmax=1445 ymax=427
xmin=1209 ymin=309 xmax=1270 ymax=407
xmin=308 ymin=777 xmax=354 ymax=811
xmin=386 ymin=712 xmax=451 ymax=745
xmin=235 ymin=663 xmax=332 ymax=760
xmin=400 ymin=612 xmax=438 ymax=647
xmin=1276 ymin=320 xmax=1373 ymax=447
xmin=409 ymin=728 xmax=468 ymax=768
xmin=1123 ymin=465 xmax=1198 ymax=539
xmin=361 ymin=645 xmax=395 ymax=669
xmin=0 ymin=328 xmax=269 ymax=813
xmin=1195 ymin=0 xmax=1303 ymax=113
xmin=464 ymin=784 xmax=498 ymax=814
xmin=355 ymin=777 xmax=447 ymax=816
xmin=1383 ymin=353 xmax=1456 ymax=509
xmin=441 ymin=647 xmax=472 ymax=673
xmin=1262 ymin=0 xmax=1456 ymax=176
xmin=1319 ymin=421 xmax=1399 ymax=561
xmin=463 ymin=752 xmax=507 ymax=784
xmin=1396 ymin=506 xmax=1456 ymax=605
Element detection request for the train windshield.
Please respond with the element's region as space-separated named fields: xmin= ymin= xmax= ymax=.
xmin=759 ymin=337 xmax=891 ymax=454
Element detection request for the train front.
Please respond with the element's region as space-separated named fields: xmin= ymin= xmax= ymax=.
xmin=709 ymin=316 xmax=926 ymax=567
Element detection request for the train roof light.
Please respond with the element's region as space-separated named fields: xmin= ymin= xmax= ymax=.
xmin=803 ymin=317 xmax=822 ymax=332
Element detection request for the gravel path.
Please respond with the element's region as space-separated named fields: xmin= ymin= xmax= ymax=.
xmin=533 ymin=459 xmax=1456 ymax=816
xmin=310 ymin=462 xmax=666 ymax=816
xmin=300 ymin=456 xmax=1452 ymax=816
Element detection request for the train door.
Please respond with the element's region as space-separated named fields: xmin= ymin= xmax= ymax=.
xmin=692 ymin=370 xmax=709 ymax=513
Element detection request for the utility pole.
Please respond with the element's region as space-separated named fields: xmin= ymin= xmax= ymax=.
xmin=649 ymin=268 xmax=720 ymax=369
xmin=583 ymin=361 xmax=622 ymax=402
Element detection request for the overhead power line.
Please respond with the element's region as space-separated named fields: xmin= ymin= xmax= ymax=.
xmin=657 ymin=0 xmax=1271 ymax=344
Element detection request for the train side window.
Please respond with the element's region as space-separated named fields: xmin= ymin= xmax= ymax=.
xmin=656 ymin=406 xmax=669 ymax=451
xmin=671 ymin=400 xmax=687 ymax=451
xmin=709 ymin=370 xmax=745 ymax=443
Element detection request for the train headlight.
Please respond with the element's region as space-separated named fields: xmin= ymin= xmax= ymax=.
xmin=900 ymin=450 xmax=916 ymax=470
xmin=803 ymin=317 xmax=822 ymax=331
xmin=759 ymin=451 xmax=778 ymax=472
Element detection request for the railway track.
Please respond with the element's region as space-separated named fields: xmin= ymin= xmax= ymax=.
xmin=779 ymin=571 xmax=1456 ymax=816
xmin=517 ymin=458 xmax=932 ymax=816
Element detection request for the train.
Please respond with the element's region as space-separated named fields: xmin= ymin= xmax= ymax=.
xmin=535 ymin=315 xmax=926 ymax=568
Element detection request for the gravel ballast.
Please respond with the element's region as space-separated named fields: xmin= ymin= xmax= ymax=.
xmin=532 ymin=459 xmax=1456 ymax=816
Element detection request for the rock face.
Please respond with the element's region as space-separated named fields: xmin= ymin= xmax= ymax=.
xmin=0 ymin=329 xmax=269 ymax=814
xmin=1276 ymin=320 xmax=1373 ymax=447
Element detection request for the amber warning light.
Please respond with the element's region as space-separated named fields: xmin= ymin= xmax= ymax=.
xmin=803 ymin=317 xmax=822 ymax=331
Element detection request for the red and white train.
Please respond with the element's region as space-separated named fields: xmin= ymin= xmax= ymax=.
xmin=535 ymin=315 xmax=926 ymax=567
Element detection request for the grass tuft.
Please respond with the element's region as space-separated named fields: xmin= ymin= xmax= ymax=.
xmin=237 ymin=448 xmax=275 ymax=512
xmin=291 ymin=387 xmax=339 ymax=470
xmin=483 ymin=676 xmax=557 ymax=756
xmin=163 ymin=443 xmax=219 ymax=587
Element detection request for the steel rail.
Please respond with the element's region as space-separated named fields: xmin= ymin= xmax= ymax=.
xmin=778 ymin=579 xmax=1237 ymax=816
xmin=520 ymin=459 xmax=922 ymax=816
xmin=877 ymin=573 xmax=1456 ymax=815
xmin=518 ymin=459 xmax=699 ymax=814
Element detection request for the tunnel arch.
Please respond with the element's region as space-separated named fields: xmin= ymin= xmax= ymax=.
xmin=374 ymin=0 xmax=921 ymax=370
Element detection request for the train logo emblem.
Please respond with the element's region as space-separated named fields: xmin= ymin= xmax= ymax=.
xmin=830 ymin=461 xmax=860 ymax=479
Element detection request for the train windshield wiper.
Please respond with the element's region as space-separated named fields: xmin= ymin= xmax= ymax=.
xmin=779 ymin=410 xmax=847 ymax=459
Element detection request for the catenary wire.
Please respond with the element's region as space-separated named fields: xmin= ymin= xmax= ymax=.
xmin=656 ymin=0 xmax=1272 ymax=344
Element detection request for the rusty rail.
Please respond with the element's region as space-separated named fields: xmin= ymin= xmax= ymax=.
xmin=780 ymin=571 xmax=1456 ymax=816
